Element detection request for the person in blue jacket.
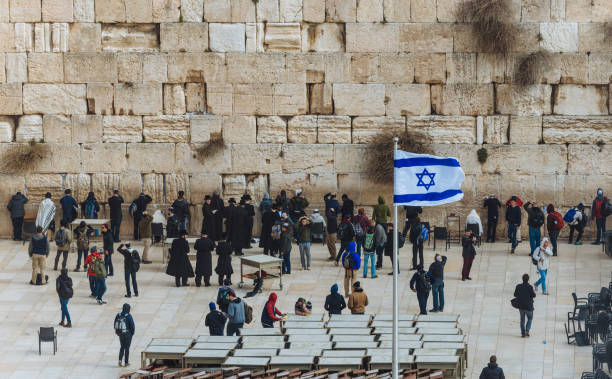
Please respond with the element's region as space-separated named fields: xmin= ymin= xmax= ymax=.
xmin=114 ymin=303 xmax=135 ymax=367
xmin=60 ymin=189 xmax=78 ymax=224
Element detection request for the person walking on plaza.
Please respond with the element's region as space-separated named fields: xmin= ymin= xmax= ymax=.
xmin=340 ymin=194 xmax=354 ymax=221
xmin=36 ymin=192 xmax=56 ymax=237
xmin=194 ymin=233 xmax=215 ymax=287
xmin=60 ymin=189 xmax=78 ymax=224
xmin=56 ymin=268 xmax=73 ymax=328
xmin=280 ymin=223 xmax=292 ymax=274
xmin=514 ymin=274 xmax=536 ymax=337
xmin=324 ymin=283 xmax=346 ymax=316
xmin=428 ymin=253 xmax=447 ymax=313
xmin=227 ymin=291 xmax=245 ymax=336
xmin=138 ymin=210 xmax=153 ymax=264
xmin=74 ymin=220 xmax=93 ymax=272
xmin=384 ymin=223 xmax=399 ymax=274
xmin=172 ymin=190 xmax=190 ymax=232
xmin=479 ymin=355 xmax=505 ymax=379
xmin=114 ymin=303 xmax=135 ymax=367
xmin=353 ymin=208 xmax=369 ymax=254
xmin=461 ymin=229 xmax=477 ymax=281
xmin=325 ymin=208 xmax=338 ymax=260
xmin=117 ymin=242 xmax=140 ymax=297
xmin=166 ymin=230 xmax=194 ymax=287
xmin=102 ymin=223 xmax=114 ymax=276
xmin=131 ymin=192 xmax=152 ymax=240
xmin=215 ymin=241 xmax=234 ymax=285
xmin=53 ymin=221 xmax=72 ymax=271
xmin=108 ymin=189 xmax=124 ymax=242
xmin=410 ymin=264 xmax=431 ymax=315
xmin=483 ymin=194 xmax=501 ymax=243
xmin=568 ymin=203 xmax=586 ymax=245
xmin=533 ymin=238 xmax=553 ymax=295
xmin=92 ymin=247 xmax=107 ymax=304
xmin=80 ymin=191 xmax=100 ymax=219
xmin=336 ymin=242 xmax=361 ymax=297
xmin=7 ymin=191 xmax=27 ymax=240
xmin=374 ymin=219 xmax=387 ymax=270
xmin=409 ymin=217 xmax=425 ymax=270
xmin=524 ymin=201 xmax=544 ymax=254
xmin=338 ymin=216 xmax=356 ymax=260
xmin=348 ymin=281 xmax=369 ymax=314
xmin=84 ymin=248 xmax=100 ymax=297
xmin=592 ymin=188 xmax=610 ymax=245
xmin=372 ymin=195 xmax=391 ymax=228
xmin=506 ymin=196 xmax=521 ymax=254
xmin=546 ymin=204 xmax=564 ymax=256
xmin=296 ymin=216 xmax=312 ymax=270
xmin=205 ymin=302 xmax=227 ymax=336
xmin=28 ymin=226 xmax=49 ymax=285
xmin=262 ymin=292 xmax=285 ymax=328
xmin=362 ymin=223 xmax=377 ymax=278
xmin=217 ymin=278 xmax=233 ymax=313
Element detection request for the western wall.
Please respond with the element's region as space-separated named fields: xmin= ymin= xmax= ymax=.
xmin=0 ymin=0 xmax=610 ymax=237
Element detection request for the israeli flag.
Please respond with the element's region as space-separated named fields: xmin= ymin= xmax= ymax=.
xmin=394 ymin=150 xmax=465 ymax=206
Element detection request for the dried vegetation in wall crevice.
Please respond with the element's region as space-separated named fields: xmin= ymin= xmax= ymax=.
xmin=1 ymin=141 xmax=50 ymax=173
xmin=456 ymin=0 xmax=517 ymax=54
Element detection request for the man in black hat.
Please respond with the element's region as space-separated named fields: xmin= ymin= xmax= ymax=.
xmin=131 ymin=193 xmax=152 ymax=240
xmin=201 ymin=195 xmax=216 ymax=238
xmin=224 ymin=198 xmax=237 ymax=239
xmin=211 ymin=191 xmax=225 ymax=241
xmin=241 ymin=194 xmax=255 ymax=248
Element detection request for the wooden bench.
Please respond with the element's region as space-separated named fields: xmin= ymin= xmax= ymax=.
xmin=183 ymin=349 xmax=230 ymax=367
xmin=239 ymin=328 xmax=283 ymax=336
xmin=232 ymin=348 xmax=279 ymax=357
xmin=222 ymin=357 xmax=270 ymax=369
xmin=269 ymin=356 xmax=315 ymax=370
xmin=316 ymin=357 xmax=363 ymax=371
xmin=416 ymin=355 xmax=461 ymax=379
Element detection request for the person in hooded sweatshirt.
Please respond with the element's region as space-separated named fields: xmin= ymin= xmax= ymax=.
xmin=479 ymin=355 xmax=505 ymax=379
xmin=194 ymin=233 xmax=215 ymax=287
xmin=56 ymin=268 xmax=73 ymax=328
xmin=324 ymin=283 xmax=346 ymax=316
xmin=226 ymin=290 xmax=246 ymax=336
xmin=348 ymin=281 xmax=368 ymax=314
xmin=261 ymin=292 xmax=285 ymax=327
xmin=217 ymin=278 xmax=233 ymax=312
xmin=7 ymin=191 xmax=28 ymax=240
xmin=28 ymin=226 xmax=50 ymax=285
xmin=205 ymin=302 xmax=227 ymax=336
xmin=166 ymin=230 xmax=194 ymax=287
xmin=372 ymin=195 xmax=391 ymax=228
xmin=117 ymin=242 xmax=140 ymax=297
xmin=215 ymin=240 xmax=234 ymax=285
xmin=115 ymin=303 xmax=135 ymax=367
xmin=591 ymin=188 xmax=609 ymax=245
xmin=532 ymin=237 xmax=553 ymax=295
xmin=524 ymin=201 xmax=545 ymax=254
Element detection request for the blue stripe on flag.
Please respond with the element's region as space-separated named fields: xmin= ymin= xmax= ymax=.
xmin=394 ymin=189 xmax=463 ymax=203
xmin=394 ymin=157 xmax=460 ymax=168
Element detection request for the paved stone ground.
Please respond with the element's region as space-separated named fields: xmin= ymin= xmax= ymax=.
xmin=0 ymin=236 xmax=608 ymax=378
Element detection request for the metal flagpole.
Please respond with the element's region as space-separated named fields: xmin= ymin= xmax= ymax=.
xmin=392 ymin=137 xmax=399 ymax=379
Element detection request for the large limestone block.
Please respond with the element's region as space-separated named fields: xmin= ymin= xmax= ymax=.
xmin=279 ymin=0 xmax=302 ymax=22
xmin=273 ymin=83 xmax=307 ymax=115
xmin=231 ymin=0 xmax=255 ymax=22
xmin=446 ymin=53 xmax=476 ymax=84
xmin=225 ymin=53 xmax=285 ymax=83
xmin=431 ymin=84 xmax=494 ymax=116
xmin=414 ymin=53 xmax=446 ymax=84
xmin=587 ymin=53 xmax=612 ymax=84
xmin=222 ymin=174 xmax=246 ymax=198
xmin=42 ymin=114 xmax=70 ymax=142
xmin=102 ymin=115 xmax=142 ymax=142
xmin=386 ymin=84 xmax=430 ymax=116
xmin=509 ymin=116 xmax=542 ymax=144
xmin=0 ymin=83 xmax=23 ymax=114
xmin=543 ymin=116 xmax=612 ymax=144
xmin=0 ymin=23 xmax=16 ymax=52
xmin=379 ymin=53 xmax=414 ymax=83
xmin=521 ymin=0 xmax=550 ymax=21
xmin=406 ymin=116 xmax=476 ymax=144
xmin=0 ymin=174 xmax=25 ymax=204
xmin=189 ymin=173 xmax=223 ymax=202
xmin=81 ymin=143 xmax=126 ymax=173
xmin=257 ymin=116 xmax=287 ymax=143
xmin=264 ymin=23 xmax=301 ymax=52
xmin=245 ymin=22 xmax=262 ymax=52
xmin=0 ymin=0 xmax=8 ymax=22
xmin=334 ymin=144 xmax=370 ymax=173
xmin=64 ymin=173 xmax=90 ymax=200
xmin=175 ymin=142 xmax=231 ymax=173
xmin=190 ymin=114 xmax=221 ymax=143
xmin=143 ymin=115 xmax=189 ymax=142
xmin=428 ymin=144 xmax=481 ymax=175
xmin=15 ymin=22 xmax=34 ymax=53
xmin=231 ymin=144 xmax=282 ymax=174
xmin=257 ymin=0 xmax=279 ymax=21
xmin=143 ymin=54 xmax=168 ymax=83
xmin=268 ymin=173 xmax=307 ymax=196
xmin=352 ymin=116 xmax=405 ymax=143
xmin=304 ymin=173 xmax=338 ymax=202
xmin=482 ymin=145 xmax=567 ymax=174
xmin=101 ymin=24 xmax=159 ymax=51
xmin=282 ymin=144 xmax=334 ymax=173
xmin=436 ymin=0 xmax=461 ymax=22
xmin=25 ymin=174 xmax=63 ymax=200
xmin=496 ymin=85 xmax=552 ymax=116
xmin=287 ymin=115 xmax=317 ymax=143
xmin=568 ymin=145 xmax=611 ymax=175
xmin=233 ymin=83 xmax=273 ymax=115
xmin=578 ymin=23 xmax=611 ymax=53
xmin=349 ymin=54 xmax=379 ymax=82
xmin=222 ymin=115 xmax=256 ymax=143
xmin=125 ymin=0 xmax=153 ymax=22
xmin=86 ymin=83 xmax=114 ymax=115
xmin=400 ymin=24 xmax=452 ymax=52
xmin=383 ymin=0 xmax=410 ymax=22
xmin=6 ymin=52 xmax=27 ymax=82
xmin=164 ymin=173 xmax=190 ymax=203
xmin=498 ymin=175 xmax=536 ymax=205
xmin=302 ymin=0 xmax=323 ymax=22
xmin=152 ymin=0 xmax=180 ymax=22
xmin=185 ymin=83 xmax=205 ymax=113
xmin=16 ymin=114 xmax=42 ymax=142
xmin=553 ymin=84 xmax=608 ymax=115
xmin=167 ymin=53 xmax=226 ymax=83
xmin=540 ymin=23 xmax=578 ymax=52
xmin=476 ymin=53 xmax=506 ymax=84
xmin=23 ymin=84 xmax=87 ymax=114
xmin=0 ymin=116 xmax=14 ymax=141
xmin=0 ymin=53 xmax=5 ymax=81
xmin=64 ymin=53 xmax=117 ymax=83
xmin=72 ymin=115 xmax=102 ymax=143
xmin=161 ymin=23 xmax=208 ymax=52
xmin=27 ymin=53 xmax=63 ymax=83
xmin=181 ymin=0 xmax=203 ymax=21
xmin=558 ymin=175 xmax=587 ymax=207
xmin=326 ymin=0 xmax=356 ymax=22
xmin=9 ymin=0 xmax=41 ymax=22
xmin=356 ymin=0 xmax=383 ymax=21
xmin=333 ymin=83 xmax=385 ymax=116
xmin=317 ymin=115 xmax=351 ymax=144
xmin=411 ymin=0 xmax=435 ymax=21
xmin=95 ymin=0 xmax=125 ymax=22
xmin=68 ymin=23 xmax=101 ymax=52
xmin=203 ymin=0 xmax=230 ymax=21
xmin=206 ymin=83 xmax=233 ymax=115
xmin=163 ymin=84 xmax=186 ymax=115
xmin=346 ymin=23 xmax=399 ymax=53
xmin=91 ymin=173 xmax=121 ymax=199
xmin=42 ymin=0 xmax=72 ymax=21
xmin=127 ymin=143 xmax=175 ymax=172
xmin=209 ymin=23 xmax=245 ymax=52
xmin=117 ymin=53 xmax=142 ymax=83
xmin=309 ymin=83 xmax=333 ymax=115
xmin=74 ymin=0 xmax=94 ymax=21
xmin=482 ymin=116 xmax=509 ymax=144
xmin=114 ymin=83 xmax=163 ymax=115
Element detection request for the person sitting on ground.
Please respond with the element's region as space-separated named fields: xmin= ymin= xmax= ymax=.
xmin=294 ymin=297 xmax=311 ymax=316
xmin=324 ymin=283 xmax=346 ymax=316
xmin=261 ymin=292 xmax=285 ymax=328
xmin=347 ymin=281 xmax=369 ymax=314
xmin=205 ymin=302 xmax=227 ymax=336
xmin=479 ymin=355 xmax=505 ymax=379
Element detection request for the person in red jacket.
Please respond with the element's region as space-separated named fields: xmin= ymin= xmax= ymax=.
xmin=84 ymin=248 xmax=101 ymax=297
xmin=546 ymin=205 xmax=563 ymax=256
xmin=261 ymin=292 xmax=285 ymax=328
xmin=592 ymin=188 xmax=609 ymax=245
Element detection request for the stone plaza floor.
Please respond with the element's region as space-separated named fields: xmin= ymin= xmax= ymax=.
xmin=0 ymin=236 xmax=608 ymax=378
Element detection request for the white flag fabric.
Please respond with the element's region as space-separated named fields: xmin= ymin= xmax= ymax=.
xmin=393 ymin=150 xmax=465 ymax=206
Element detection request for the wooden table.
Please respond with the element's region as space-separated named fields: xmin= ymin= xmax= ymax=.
xmin=284 ymin=328 xmax=328 ymax=335
xmin=239 ymin=254 xmax=283 ymax=290
xmin=239 ymin=328 xmax=283 ymax=336
xmin=422 ymin=335 xmax=465 ymax=343
xmin=269 ymin=356 xmax=315 ymax=370
xmin=283 ymin=321 xmax=326 ymax=329
xmin=416 ymin=355 xmax=461 ymax=379
xmin=222 ymin=357 xmax=270 ymax=369
xmin=183 ymin=349 xmax=230 ymax=367
xmin=417 ymin=314 xmax=460 ymax=322
xmin=368 ymin=354 xmax=414 ymax=370
xmin=329 ymin=314 xmax=371 ymax=322
xmin=277 ymin=348 xmax=323 ymax=356
xmin=326 ymin=321 xmax=370 ymax=328
xmin=332 ymin=335 xmax=376 ymax=342
xmin=328 ymin=328 xmax=372 ymax=335
xmin=284 ymin=314 xmax=324 ymax=322
xmin=317 ymin=357 xmax=363 ymax=370
xmin=322 ymin=350 xmax=366 ymax=358
xmin=141 ymin=345 xmax=190 ymax=367
xmin=191 ymin=342 xmax=237 ymax=350
xmin=233 ymin=348 xmax=279 ymax=357
xmin=70 ymin=219 xmax=110 ymax=245
xmin=333 ymin=341 xmax=379 ymax=349
xmin=288 ymin=335 xmax=331 ymax=342
xmin=162 ymin=237 xmax=198 ymax=264
xmin=196 ymin=335 xmax=241 ymax=343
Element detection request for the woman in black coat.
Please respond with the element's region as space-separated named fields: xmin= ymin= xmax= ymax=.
xmin=261 ymin=206 xmax=280 ymax=255
xmin=194 ymin=234 xmax=215 ymax=287
xmin=215 ymin=241 xmax=233 ymax=285
xmin=201 ymin=196 xmax=217 ymax=237
xmin=229 ymin=201 xmax=249 ymax=256
xmin=166 ymin=231 xmax=194 ymax=287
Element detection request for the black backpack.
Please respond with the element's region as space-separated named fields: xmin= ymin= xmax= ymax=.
xmin=114 ymin=314 xmax=129 ymax=336
xmin=418 ymin=271 xmax=432 ymax=292
xmin=130 ymin=250 xmax=141 ymax=272
xmin=532 ymin=210 xmax=545 ymax=227
xmin=342 ymin=252 xmax=356 ymax=269
xmin=603 ymin=200 xmax=612 ymax=218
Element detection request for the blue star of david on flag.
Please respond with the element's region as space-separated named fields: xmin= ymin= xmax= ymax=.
xmin=415 ymin=168 xmax=436 ymax=191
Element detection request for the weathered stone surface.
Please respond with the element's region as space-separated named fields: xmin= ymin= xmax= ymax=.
xmin=161 ymin=23 xmax=208 ymax=52
xmin=352 ymin=116 xmax=405 ymax=144
xmin=152 ymin=0 xmax=180 ymax=22
xmin=334 ymin=144 xmax=370 ymax=173
xmin=383 ymin=0 xmax=410 ymax=22
xmin=333 ymin=83 xmax=385 ymax=116
xmin=509 ymin=116 xmax=542 ymax=144
xmin=521 ymin=0 xmax=550 ymax=22
xmin=42 ymin=114 xmax=70 ymax=142
xmin=559 ymin=53 xmax=588 ymax=84
xmin=27 ymin=53 xmax=63 ymax=83
xmin=317 ymin=115 xmax=350 ymax=143
xmin=482 ymin=116 xmax=509 ymax=144
xmin=287 ymin=115 xmax=317 ymax=143
xmin=163 ymin=84 xmax=186 ymax=115
xmin=74 ymin=0 xmax=94 ymax=21
xmin=356 ymin=0 xmax=383 ymax=22
xmin=349 ymin=53 xmax=378 ymax=82
xmin=143 ymin=115 xmax=189 ymax=142
xmin=9 ymin=0 xmax=41 ymax=22
xmin=326 ymin=0 xmax=356 ymax=22
xmin=476 ymin=53 xmax=506 ymax=84
xmin=0 ymin=116 xmax=14 ymax=142
xmin=406 ymin=116 xmax=476 ymax=144
xmin=190 ymin=114 xmax=221 ymax=143
xmin=16 ymin=114 xmax=43 ymax=142
xmin=400 ymin=24 xmax=452 ymax=52
xmin=101 ymin=24 xmax=159 ymax=51
xmin=282 ymin=144 xmax=334 ymax=173
xmin=303 ymin=0 xmax=323 ymax=22
xmin=568 ymin=145 xmax=611 ymax=175
xmin=587 ymin=53 xmax=612 ymax=84
xmin=482 ymin=145 xmax=567 ymax=174
xmin=25 ymin=174 xmax=63 ymax=201
xmin=0 ymin=54 xmax=5 ymax=82
xmin=126 ymin=0 xmax=153 ymax=22
xmin=446 ymin=53 xmax=476 ymax=84
xmin=127 ymin=143 xmax=175 ymax=172
xmin=264 ymin=23 xmax=301 ymax=52
xmin=273 ymin=83 xmax=307 ymax=115
xmin=257 ymin=116 xmax=287 ymax=143
xmin=543 ymin=116 xmax=612 ymax=144
xmin=309 ymin=83 xmax=333 ymax=115
xmin=94 ymin=0 xmax=126 ymax=22
xmin=231 ymin=0 xmax=255 ymax=22
xmin=233 ymin=83 xmax=273 ymax=115
xmin=414 ymin=53 xmax=446 ymax=84
xmin=206 ymin=83 xmax=233 ymax=115
xmin=184 ymin=83 xmax=205 ymax=112
xmin=189 ymin=173 xmax=222 ymax=201
xmin=225 ymin=53 xmax=286 ymax=83
xmin=203 ymin=0 xmax=230 ymax=22
xmin=64 ymin=53 xmax=117 ymax=83
xmin=0 ymin=0 xmax=9 ymax=22
xmin=378 ymin=54 xmax=414 ymax=83
xmin=23 ymin=84 xmax=87 ymax=114
xmin=72 ymin=115 xmax=102 ymax=143
xmin=432 ymin=84 xmax=494 ymax=116
xmin=0 ymin=83 xmax=23 ymax=114
xmin=231 ymin=144 xmax=282 ymax=174
xmin=496 ymin=85 xmax=552 ymax=115
xmin=222 ymin=115 xmax=256 ymax=143
xmin=114 ymin=83 xmax=163 ymax=115
xmin=540 ymin=23 xmax=578 ymax=52
xmin=68 ymin=23 xmax=101 ymax=52
xmin=553 ymin=84 xmax=608 ymax=115
xmin=436 ymin=0 xmax=461 ymax=22
xmin=86 ymin=83 xmax=113 ymax=115
xmin=180 ymin=0 xmax=203 ymax=21
xmin=176 ymin=142 xmax=231 ymax=173
xmin=143 ymin=54 xmax=168 ymax=83
xmin=6 ymin=52 xmax=27 ymax=82
xmin=279 ymin=0 xmax=302 ymax=22
xmin=209 ymin=23 xmax=245 ymax=52
xmin=102 ymin=115 xmax=142 ymax=142
xmin=385 ymin=84 xmax=430 ymax=116
xmin=42 ymin=0 xmax=72 ymax=22
xmin=116 ymin=53 xmax=142 ymax=83
xmin=346 ymin=23 xmax=399 ymax=53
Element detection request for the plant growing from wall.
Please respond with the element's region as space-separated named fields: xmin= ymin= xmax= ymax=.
xmin=597 ymin=140 xmax=605 ymax=152
xmin=194 ymin=134 xmax=226 ymax=162
xmin=477 ymin=147 xmax=488 ymax=164
xmin=1 ymin=140 xmax=50 ymax=173
xmin=514 ymin=51 xmax=553 ymax=86
xmin=457 ymin=0 xmax=517 ymax=53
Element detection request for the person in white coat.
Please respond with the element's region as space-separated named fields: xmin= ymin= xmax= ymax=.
xmin=36 ymin=192 xmax=56 ymax=237
xmin=533 ymin=237 xmax=553 ymax=295
xmin=466 ymin=209 xmax=483 ymax=237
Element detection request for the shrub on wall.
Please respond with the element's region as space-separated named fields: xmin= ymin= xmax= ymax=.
xmin=514 ymin=51 xmax=553 ymax=86
xmin=477 ymin=147 xmax=488 ymax=164
xmin=194 ymin=134 xmax=226 ymax=162
xmin=457 ymin=0 xmax=517 ymax=54
xmin=2 ymin=140 xmax=49 ymax=173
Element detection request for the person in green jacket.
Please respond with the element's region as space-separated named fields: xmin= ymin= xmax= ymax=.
xmin=372 ymin=196 xmax=391 ymax=226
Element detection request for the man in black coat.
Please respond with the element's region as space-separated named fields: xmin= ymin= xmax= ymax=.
xmin=215 ymin=242 xmax=234 ymax=285
xmin=242 ymin=194 xmax=255 ymax=248
xmin=324 ymin=283 xmax=346 ymax=316
xmin=461 ymin=230 xmax=477 ymax=281
xmin=483 ymin=194 xmax=501 ymax=242
xmin=132 ymin=193 xmax=152 ymax=240
xmin=340 ymin=194 xmax=354 ymax=221
xmin=506 ymin=196 xmax=522 ymax=254
xmin=194 ymin=233 xmax=215 ymax=287
xmin=211 ymin=191 xmax=225 ymax=241
xmin=224 ymin=198 xmax=237 ymax=239
xmin=201 ymin=195 xmax=216 ymax=238
xmin=108 ymin=190 xmax=124 ymax=242
xmin=117 ymin=242 xmax=139 ymax=297
xmin=410 ymin=265 xmax=431 ymax=315
xmin=205 ymin=302 xmax=227 ymax=336
xmin=229 ymin=200 xmax=249 ymax=256
xmin=102 ymin=224 xmax=114 ymax=276
xmin=166 ymin=231 xmax=194 ymax=287
xmin=261 ymin=205 xmax=280 ymax=255
xmin=479 ymin=355 xmax=505 ymax=379
xmin=171 ymin=190 xmax=190 ymax=232
xmin=8 ymin=191 xmax=28 ymax=241
xmin=514 ymin=273 xmax=536 ymax=337
xmin=409 ymin=217 xmax=424 ymax=270
xmin=402 ymin=206 xmax=422 ymax=236
xmin=166 ymin=208 xmax=180 ymax=239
